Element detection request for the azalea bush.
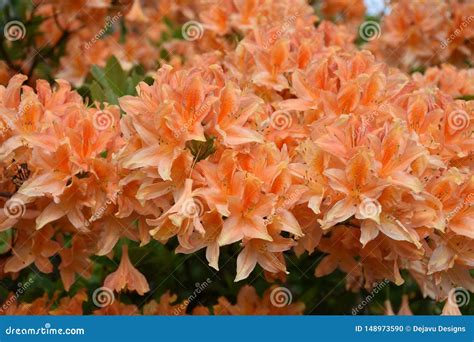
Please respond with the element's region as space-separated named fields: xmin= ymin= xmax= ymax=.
xmin=0 ymin=0 xmax=473 ymax=315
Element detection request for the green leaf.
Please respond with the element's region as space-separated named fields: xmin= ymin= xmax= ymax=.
xmin=91 ymin=65 xmax=109 ymax=89
xmin=0 ymin=229 xmax=12 ymax=254
xmin=456 ymin=95 xmax=474 ymax=101
xmin=104 ymin=56 xmax=127 ymax=96
xmin=88 ymin=57 xmax=146 ymax=103
xmin=186 ymin=136 xmax=216 ymax=162
xmin=105 ymin=86 xmax=119 ymax=105
xmin=89 ymin=80 xmax=105 ymax=102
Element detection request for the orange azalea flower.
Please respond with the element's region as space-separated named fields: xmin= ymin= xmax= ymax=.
xmin=218 ymin=171 xmax=276 ymax=245
xmin=385 ymin=295 xmax=413 ymax=315
xmin=142 ymin=291 xmax=184 ymax=315
xmin=315 ymin=226 xmax=362 ymax=281
xmin=119 ymin=66 xmax=215 ymax=180
xmin=235 ymin=232 xmax=294 ymax=282
xmin=93 ymin=301 xmax=138 ymax=315
xmin=193 ymin=149 xmax=236 ymax=217
xmin=293 ymin=139 xmax=330 ymax=214
xmin=212 ymin=81 xmax=263 ymax=146
xmin=369 ymin=0 xmax=474 ymax=70
xmin=4 ymin=225 xmax=60 ymax=274
xmin=126 ymin=0 xmax=149 ymax=23
xmin=0 ymin=293 xmax=52 ymax=315
xmin=147 ymin=178 xmax=206 ymax=249
xmin=104 ymin=245 xmax=150 ymax=295
xmin=176 ymin=210 xmax=223 ymax=270
xmin=413 ymin=65 xmax=474 ymax=98
xmin=441 ymin=299 xmax=462 ymax=316
xmin=320 ymin=0 xmax=366 ymax=23
xmin=199 ymin=4 xmax=231 ymax=35
xmin=59 ymin=236 xmax=93 ymax=291
xmin=213 ymin=285 xmax=305 ymax=315
xmin=319 ymin=149 xmax=388 ymax=229
xmin=49 ymin=290 xmax=88 ymax=315
xmin=249 ymin=39 xmax=292 ymax=91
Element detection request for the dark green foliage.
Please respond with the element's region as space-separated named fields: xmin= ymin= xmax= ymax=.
xmin=3 ymin=236 xmax=473 ymax=315
xmin=78 ymin=56 xmax=154 ymax=105
xmin=186 ymin=136 xmax=216 ymax=162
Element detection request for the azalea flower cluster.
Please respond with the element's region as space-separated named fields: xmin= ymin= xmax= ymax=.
xmin=0 ymin=285 xmax=304 ymax=315
xmin=412 ymin=64 xmax=474 ymax=98
xmin=0 ymin=0 xmax=171 ymax=86
xmin=0 ymin=0 xmax=473 ymax=315
xmin=318 ymin=0 xmax=366 ymax=28
xmin=368 ymin=0 xmax=474 ymax=71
